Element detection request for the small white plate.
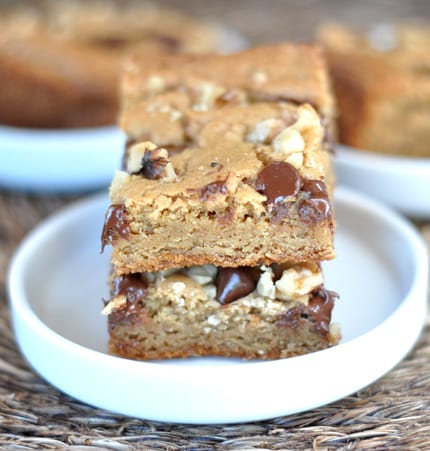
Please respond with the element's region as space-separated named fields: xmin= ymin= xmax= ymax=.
xmin=8 ymin=186 xmax=428 ymax=424
xmin=0 ymin=126 xmax=125 ymax=194
xmin=335 ymin=144 xmax=430 ymax=219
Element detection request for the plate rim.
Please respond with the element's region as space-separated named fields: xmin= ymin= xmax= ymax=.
xmin=336 ymin=144 xmax=430 ymax=169
xmin=7 ymin=186 xmax=429 ymax=423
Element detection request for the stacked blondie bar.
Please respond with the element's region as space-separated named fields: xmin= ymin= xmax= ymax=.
xmin=101 ymin=44 xmax=341 ymax=360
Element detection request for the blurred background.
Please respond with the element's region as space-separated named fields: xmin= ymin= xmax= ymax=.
xmin=154 ymin=0 xmax=430 ymax=43
xmin=1 ymin=0 xmax=429 ymax=44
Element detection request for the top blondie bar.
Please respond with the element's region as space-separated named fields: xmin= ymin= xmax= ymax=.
xmin=102 ymin=44 xmax=337 ymax=275
xmin=120 ymin=44 xmax=336 ymax=147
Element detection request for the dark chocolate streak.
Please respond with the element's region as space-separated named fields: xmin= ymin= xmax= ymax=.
xmin=113 ymin=273 xmax=148 ymax=304
xmin=277 ymin=285 xmax=338 ymax=336
xmin=108 ymin=274 xmax=148 ymax=328
xmin=101 ymin=204 xmax=130 ymax=252
xmin=187 ymin=179 xmax=228 ymax=201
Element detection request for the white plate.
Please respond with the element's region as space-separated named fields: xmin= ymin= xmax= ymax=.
xmin=335 ymin=144 xmax=430 ymax=219
xmin=0 ymin=26 xmax=246 ymax=195
xmin=0 ymin=126 xmax=125 ymax=194
xmin=8 ymin=186 xmax=428 ymax=424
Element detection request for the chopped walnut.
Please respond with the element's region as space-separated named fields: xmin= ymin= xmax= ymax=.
xmin=276 ymin=264 xmax=323 ymax=302
xmin=102 ymin=295 xmax=127 ymax=316
xmin=192 ymin=82 xmax=226 ymax=111
xmin=246 ymin=118 xmax=285 ymax=144
xmin=127 ymin=142 xmax=177 ymax=181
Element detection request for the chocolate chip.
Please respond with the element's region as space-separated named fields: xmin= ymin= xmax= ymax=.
xmin=216 ymin=267 xmax=258 ymax=304
xmin=256 ymin=161 xmax=302 ymax=205
xmin=302 ymin=179 xmax=327 ymax=195
xmin=298 ymin=179 xmax=331 ymax=223
xmin=101 ymin=204 xmax=130 ymax=252
xmin=113 ymin=273 xmax=148 ymax=304
xmin=134 ymin=149 xmax=168 ymax=179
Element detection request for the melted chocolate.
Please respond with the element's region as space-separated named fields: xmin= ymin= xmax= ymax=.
xmin=101 ymin=204 xmax=130 ymax=252
xmin=133 ymin=149 xmax=169 ymax=179
xmin=107 ymin=274 xmax=149 ymax=328
xmin=113 ymin=273 xmax=148 ymax=304
xmin=256 ymin=161 xmax=302 ymax=205
xmin=276 ymin=285 xmax=338 ymax=336
xmin=198 ymin=180 xmax=228 ymax=201
xmin=216 ymin=267 xmax=259 ymax=304
xmin=298 ymin=179 xmax=331 ymax=223
xmin=307 ymin=286 xmax=338 ymax=334
xmin=269 ymin=202 xmax=292 ymax=224
xmin=270 ymin=262 xmax=291 ymax=281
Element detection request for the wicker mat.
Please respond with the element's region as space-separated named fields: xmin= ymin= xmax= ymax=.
xmin=0 ymin=190 xmax=429 ymax=451
xmin=1 ymin=1 xmax=430 ymax=448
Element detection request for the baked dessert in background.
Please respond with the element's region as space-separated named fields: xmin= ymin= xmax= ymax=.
xmin=0 ymin=0 xmax=231 ymax=128
xmin=101 ymin=44 xmax=340 ymax=361
xmin=0 ymin=34 xmax=118 ymax=129
xmin=319 ymin=22 xmax=430 ymax=158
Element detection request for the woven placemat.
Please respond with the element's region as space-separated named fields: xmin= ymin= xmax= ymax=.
xmin=0 ymin=190 xmax=429 ymax=450
xmin=1 ymin=1 xmax=429 ymax=449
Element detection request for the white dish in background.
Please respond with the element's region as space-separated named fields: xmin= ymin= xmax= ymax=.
xmin=8 ymin=186 xmax=428 ymax=424
xmin=0 ymin=26 xmax=246 ymax=195
xmin=0 ymin=126 xmax=125 ymax=194
xmin=335 ymin=144 xmax=430 ymax=219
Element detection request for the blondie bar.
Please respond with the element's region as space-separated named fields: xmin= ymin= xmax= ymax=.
xmin=104 ymin=263 xmax=339 ymax=360
xmin=120 ymin=44 xmax=336 ymax=147
xmin=103 ymin=103 xmax=335 ymax=274
xmin=319 ymin=23 xmax=430 ymax=157
xmin=101 ymin=44 xmax=339 ymax=360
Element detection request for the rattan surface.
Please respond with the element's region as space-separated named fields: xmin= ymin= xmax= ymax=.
xmin=1 ymin=1 xmax=430 ymax=449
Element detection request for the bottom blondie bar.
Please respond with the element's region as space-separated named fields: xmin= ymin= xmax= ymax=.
xmin=103 ymin=262 xmax=339 ymax=360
